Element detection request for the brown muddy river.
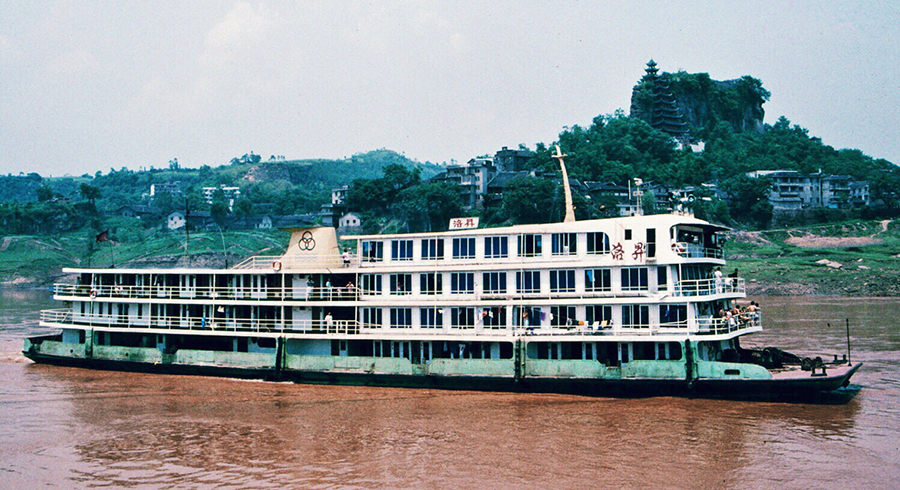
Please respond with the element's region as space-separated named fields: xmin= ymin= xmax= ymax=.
xmin=0 ymin=290 xmax=897 ymax=489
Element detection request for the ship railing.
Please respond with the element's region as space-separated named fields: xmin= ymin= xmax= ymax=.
xmin=39 ymin=309 xmax=762 ymax=338
xmin=674 ymin=242 xmax=724 ymax=259
xmin=672 ymin=278 xmax=745 ymax=297
xmin=696 ymin=314 xmax=761 ymax=335
xmin=40 ymin=309 xmax=363 ymax=335
xmin=52 ymin=283 xmax=362 ymax=301
xmin=232 ymin=254 xmax=360 ymax=270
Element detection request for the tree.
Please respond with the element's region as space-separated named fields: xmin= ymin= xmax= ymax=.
xmin=501 ymin=176 xmax=559 ymax=224
xmin=210 ymin=201 xmax=229 ymax=228
xmin=641 ymin=190 xmax=657 ymax=216
xmin=79 ymin=183 xmax=101 ymax=204
xmin=36 ymin=185 xmax=54 ymax=202
xmin=395 ymin=182 xmax=464 ymax=231
xmin=722 ymin=175 xmax=773 ymax=229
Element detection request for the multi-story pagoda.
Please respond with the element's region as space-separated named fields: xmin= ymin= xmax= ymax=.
xmin=630 ymin=60 xmax=691 ymax=142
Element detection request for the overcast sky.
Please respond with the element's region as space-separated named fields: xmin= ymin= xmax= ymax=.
xmin=1 ymin=1 xmax=897 ymax=176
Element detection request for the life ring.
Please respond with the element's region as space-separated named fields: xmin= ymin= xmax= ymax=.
xmin=671 ymin=243 xmax=685 ymax=254
xmin=89 ymin=289 xmax=98 ymax=299
xmin=272 ymin=260 xmax=282 ymax=271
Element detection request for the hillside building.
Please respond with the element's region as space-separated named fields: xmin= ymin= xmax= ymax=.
xmin=747 ymin=170 xmax=869 ymax=210
xmin=149 ymin=183 xmax=182 ymax=197
xmin=202 ymin=185 xmax=241 ymax=211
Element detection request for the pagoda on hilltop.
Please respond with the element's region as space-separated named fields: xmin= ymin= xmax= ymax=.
xmin=630 ymin=60 xmax=691 ymax=142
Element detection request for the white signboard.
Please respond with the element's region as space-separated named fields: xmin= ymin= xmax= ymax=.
xmin=449 ymin=217 xmax=480 ymax=230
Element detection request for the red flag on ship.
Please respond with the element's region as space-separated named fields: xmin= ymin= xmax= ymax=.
xmin=95 ymin=230 xmax=109 ymax=243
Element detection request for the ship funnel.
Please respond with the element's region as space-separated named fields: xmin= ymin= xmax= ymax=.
xmin=552 ymin=145 xmax=576 ymax=223
xmin=280 ymin=226 xmax=341 ymax=269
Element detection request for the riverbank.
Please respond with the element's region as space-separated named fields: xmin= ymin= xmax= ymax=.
xmin=1 ymin=220 xmax=898 ymax=296
xmin=730 ymin=219 xmax=900 ymax=297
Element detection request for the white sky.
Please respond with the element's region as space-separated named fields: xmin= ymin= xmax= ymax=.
xmin=1 ymin=1 xmax=897 ymax=176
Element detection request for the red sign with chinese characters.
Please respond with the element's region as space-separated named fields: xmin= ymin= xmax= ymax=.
xmin=449 ymin=217 xmax=479 ymax=230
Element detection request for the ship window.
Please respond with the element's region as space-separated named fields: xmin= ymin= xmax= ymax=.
xmin=585 ymin=269 xmax=611 ymax=292
xmin=657 ymin=266 xmax=668 ymax=287
xmin=450 ymin=307 xmax=476 ymax=329
xmin=360 ymin=274 xmax=382 ymax=295
xmin=389 ymin=308 xmax=412 ymax=328
xmin=482 ymin=306 xmax=506 ymax=328
xmin=484 ymin=236 xmax=508 ymax=258
xmin=389 ymin=274 xmax=412 ymax=295
xmin=621 ymin=267 xmax=649 ymax=291
xmin=450 ymin=272 xmax=474 ymax=294
xmin=659 ymin=305 xmax=688 ymax=327
xmin=549 ymin=269 xmax=576 ymax=293
xmin=585 ymin=305 xmax=612 ymax=325
xmin=633 ymin=343 xmax=656 ymax=361
xmin=421 ymin=238 xmax=444 ymax=260
xmin=516 ymin=270 xmax=541 ymax=294
xmin=514 ymin=306 xmax=542 ymax=327
xmin=550 ymin=306 xmax=576 ymax=326
xmin=624 ymin=229 xmax=632 ymax=240
xmin=452 ymin=237 xmax=475 ymax=259
xmin=551 ymin=233 xmax=577 ymax=255
xmin=391 ymin=240 xmax=413 ymax=261
xmin=361 ymin=241 xmax=383 ymax=262
xmin=646 ymin=228 xmax=656 ymax=258
xmin=360 ymin=307 xmax=382 ymax=328
xmin=658 ymin=342 xmax=683 ymax=360
xmin=587 ymin=232 xmax=611 ymax=254
xmin=621 ymin=305 xmax=650 ymax=328
xmin=420 ymin=307 xmax=443 ymax=328
xmin=518 ymin=234 xmax=542 ymax=257
xmin=482 ymin=272 xmax=507 ymax=294
xmin=419 ymin=272 xmax=442 ymax=295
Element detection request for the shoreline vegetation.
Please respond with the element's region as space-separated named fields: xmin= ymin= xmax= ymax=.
xmin=1 ymin=219 xmax=897 ymax=297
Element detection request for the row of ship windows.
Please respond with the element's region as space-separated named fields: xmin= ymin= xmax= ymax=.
xmin=361 ymin=304 xmax=687 ymax=328
xmin=360 ymin=267 xmax=663 ymax=294
xmin=77 ymin=302 xmax=688 ymax=328
xmin=361 ymin=232 xmax=656 ymax=261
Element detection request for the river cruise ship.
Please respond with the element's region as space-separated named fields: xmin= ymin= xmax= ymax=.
xmin=24 ymin=212 xmax=860 ymax=398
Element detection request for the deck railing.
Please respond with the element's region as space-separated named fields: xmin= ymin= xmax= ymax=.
xmin=40 ymin=309 xmax=360 ymax=335
xmin=56 ymin=280 xmax=745 ymax=302
xmin=232 ymin=254 xmax=359 ymax=270
xmin=672 ymin=278 xmax=745 ymax=297
xmin=41 ymin=309 xmax=761 ymax=337
xmin=673 ymin=243 xmax=724 ymax=259
xmin=53 ymin=284 xmax=362 ymax=301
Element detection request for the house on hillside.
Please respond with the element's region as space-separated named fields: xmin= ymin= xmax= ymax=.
xmin=430 ymin=157 xmax=496 ymax=209
xmin=117 ymin=204 xmax=158 ymax=220
xmin=150 ymin=182 xmax=182 ymax=197
xmin=494 ymin=146 xmax=534 ymax=172
xmin=166 ymin=210 xmax=212 ymax=230
xmin=746 ymin=170 xmax=868 ymax=211
xmin=338 ymin=212 xmax=361 ymax=231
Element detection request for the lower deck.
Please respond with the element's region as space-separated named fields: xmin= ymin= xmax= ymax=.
xmin=23 ymin=329 xmax=860 ymax=399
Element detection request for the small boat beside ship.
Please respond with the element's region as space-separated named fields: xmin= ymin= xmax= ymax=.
xmin=23 ymin=152 xmax=861 ymax=400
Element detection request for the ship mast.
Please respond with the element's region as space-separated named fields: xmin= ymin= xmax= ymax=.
xmin=552 ymin=145 xmax=576 ymax=222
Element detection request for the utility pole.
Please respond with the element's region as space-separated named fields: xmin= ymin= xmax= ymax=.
xmin=184 ymin=198 xmax=191 ymax=266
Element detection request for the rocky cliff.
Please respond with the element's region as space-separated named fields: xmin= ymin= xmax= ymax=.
xmin=631 ymin=66 xmax=769 ymax=136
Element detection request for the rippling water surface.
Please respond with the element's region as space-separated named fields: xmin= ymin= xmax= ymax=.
xmin=1 ymin=290 xmax=897 ymax=489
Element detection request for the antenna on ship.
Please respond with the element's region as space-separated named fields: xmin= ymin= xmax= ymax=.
xmin=552 ymin=145 xmax=576 ymax=223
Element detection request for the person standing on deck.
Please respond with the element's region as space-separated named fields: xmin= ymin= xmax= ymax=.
xmin=713 ymin=267 xmax=724 ymax=293
xmin=727 ymin=268 xmax=739 ymax=291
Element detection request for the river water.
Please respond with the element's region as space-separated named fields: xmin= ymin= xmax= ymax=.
xmin=0 ymin=290 xmax=897 ymax=489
